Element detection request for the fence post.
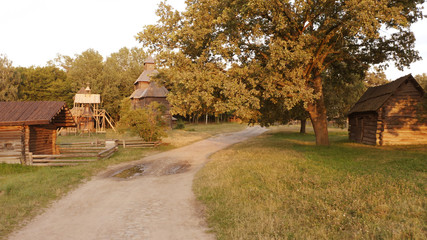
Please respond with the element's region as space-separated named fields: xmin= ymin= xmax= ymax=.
xmin=28 ymin=152 xmax=33 ymax=165
xmin=123 ymin=139 xmax=126 ymax=148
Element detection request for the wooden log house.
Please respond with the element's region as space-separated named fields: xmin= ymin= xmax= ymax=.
xmin=0 ymin=101 xmax=75 ymax=164
xmin=348 ymin=74 xmax=427 ymax=145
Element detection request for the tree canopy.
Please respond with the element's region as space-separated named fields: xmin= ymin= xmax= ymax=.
xmin=100 ymin=47 xmax=147 ymax=120
xmin=17 ymin=66 xmax=72 ymax=105
xmin=0 ymin=55 xmax=20 ymax=101
xmin=1 ymin=47 xmax=148 ymax=121
xmin=138 ymin=0 xmax=424 ymax=145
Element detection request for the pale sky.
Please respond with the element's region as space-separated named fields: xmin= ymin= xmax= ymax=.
xmin=0 ymin=0 xmax=426 ymax=80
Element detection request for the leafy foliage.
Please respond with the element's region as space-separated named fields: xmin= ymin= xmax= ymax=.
xmin=364 ymin=69 xmax=389 ymax=87
xmin=0 ymin=55 xmax=20 ymax=101
xmin=414 ymin=73 xmax=427 ymax=118
xmin=415 ymin=73 xmax=427 ymax=90
xmin=137 ymin=0 xmax=424 ymax=145
xmin=16 ymin=66 xmax=73 ymax=106
xmin=118 ymin=98 xmax=167 ymax=142
xmin=66 ymin=49 xmax=104 ymax=93
xmin=35 ymin=47 xmax=147 ymax=120
xmin=100 ymin=47 xmax=147 ymax=120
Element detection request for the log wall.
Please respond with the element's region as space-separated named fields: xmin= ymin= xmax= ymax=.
xmin=379 ymin=81 xmax=427 ymax=145
xmin=29 ymin=125 xmax=57 ymax=155
xmin=0 ymin=126 xmax=24 ymax=164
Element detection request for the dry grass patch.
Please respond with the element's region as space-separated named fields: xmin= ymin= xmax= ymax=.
xmin=194 ymin=126 xmax=426 ymax=239
xmin=164 ymin=123 xmax=247 ymax=147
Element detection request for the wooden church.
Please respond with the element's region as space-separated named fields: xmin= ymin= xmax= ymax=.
xmin=348 ymin=74 xmax=427 ymax=145
xmin=129 ymin=56 xmax=172 ymax=126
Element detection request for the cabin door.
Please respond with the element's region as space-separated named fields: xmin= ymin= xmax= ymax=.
xmin=356 ymin=117 xmax=364 ymax=142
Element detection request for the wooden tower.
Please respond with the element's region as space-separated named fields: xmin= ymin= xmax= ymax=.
xmin=69 ymin=85 xmax=116 ymax=134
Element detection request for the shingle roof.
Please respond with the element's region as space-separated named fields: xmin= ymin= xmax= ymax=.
xmin=133 ymin=69 xmax=159 ymax=84
xmin=348 ymin=74 xmax=424 ymax=115
xmin=0 ymin=101 xmax=73 ymax=126
xmin=129 ymin=82 xmax=169 ymax=99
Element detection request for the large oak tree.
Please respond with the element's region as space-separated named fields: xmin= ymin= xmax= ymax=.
xmin=140 ymin=0 xmax=424 ymax=145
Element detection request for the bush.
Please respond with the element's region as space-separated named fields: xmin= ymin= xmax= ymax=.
xmin=174 ymin=119 xmax=185 ymax=129
xmin=118 ymin=99 xmax=167 ymax=141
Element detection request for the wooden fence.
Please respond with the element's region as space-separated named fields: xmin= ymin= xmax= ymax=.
xmin=117 ymin=139 xmax=161 ymax=148
xmin=1 ymin=139 xmax=160 ymax=166
xmin=30 ymin=140 xmax=118 ymax=166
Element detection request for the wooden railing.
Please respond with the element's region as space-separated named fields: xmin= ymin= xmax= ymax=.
xmin=117 ymin=139 xmax=161 ymax=148
xmin=2 ymin=139 xmax=159 ymax=166
xmin=97 ymin=143 xmax=118 ymax=160
xmin=31 ymin=140 xmax=118 ymax=166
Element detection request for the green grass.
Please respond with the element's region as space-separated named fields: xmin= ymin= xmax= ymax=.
xmin=194 ymin=126 xmax=427 ymax=239
xmin=0 ymin=122 xmax=245 ymax=239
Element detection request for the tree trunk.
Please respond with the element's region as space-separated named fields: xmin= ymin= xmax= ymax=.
xmin=299 ymin=119 xmax=306 ymax=134
xmin=307 ymin=75 xmax=329 ymax=146
xmin=205 ymin=113 xmax=208 ymax=125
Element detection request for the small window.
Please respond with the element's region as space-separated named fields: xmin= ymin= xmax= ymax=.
xmin=5 ymin=143 xmax=14 ymax=150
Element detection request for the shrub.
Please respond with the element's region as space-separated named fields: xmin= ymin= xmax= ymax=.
xmin=118 ymin=99 xmax=167 ymax=141
xmin=174 ymin=119 xmax=185 ymax=129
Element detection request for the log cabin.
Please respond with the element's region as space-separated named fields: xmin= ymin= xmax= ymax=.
xmin=129 ymin=56 xmax=172 ymax=126
xmin=0 ymin=101 xmax=75 ymax=164
xmin=348 ymin=74 xmax=427 ymax=145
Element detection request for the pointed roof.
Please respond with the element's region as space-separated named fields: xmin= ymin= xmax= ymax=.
xmin=144 ymin=56 xmax=155 ymax=64
xmin=134 ymin=69 xmax=159 ymax=84
xmin=129 ymin=82 xmax=169 ymax=99
xmin=0 ymin=101 xmax=75 ymax=126
xmin=349 ymin=74 xmax=424 ymax=115
xmin=77 ymin=87 xmax=86 ymax=94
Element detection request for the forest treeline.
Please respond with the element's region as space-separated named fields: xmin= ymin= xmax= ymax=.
xmin=0 ymin=48 xmax=147 ymax=120
xmin=1 ymin=49 xmax=426 ymax=125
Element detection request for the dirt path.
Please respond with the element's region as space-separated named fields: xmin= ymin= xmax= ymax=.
xmin=9 ymin=126 xmax=267 ymax=240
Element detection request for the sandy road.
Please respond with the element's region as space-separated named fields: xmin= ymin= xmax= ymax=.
xmin=9 ymin=126 xmax=267 ymax=240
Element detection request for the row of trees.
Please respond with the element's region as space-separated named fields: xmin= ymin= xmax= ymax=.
xmin=0 ymin=48 xmax=148 ymax=120
xmin=137 ymin=0 xmax=425 ymax=145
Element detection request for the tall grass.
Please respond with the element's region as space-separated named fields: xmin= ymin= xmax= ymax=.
xmin=194 ymin=126 xmax=427 ymax=239
xmin=0 ymin=122 xmax=245 ymax=239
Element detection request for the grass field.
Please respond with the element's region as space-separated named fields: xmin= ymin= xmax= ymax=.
xmin=194 ymin=126 xmax=427 ymax=239
xmin=0 ymin=122 xmax=245 ymax=239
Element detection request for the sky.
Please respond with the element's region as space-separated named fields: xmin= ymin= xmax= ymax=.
xmin=0 ymin=0 xmax=426 ymax=80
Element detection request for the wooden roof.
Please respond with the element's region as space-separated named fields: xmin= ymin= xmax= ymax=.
xmin=134 ymin=69 xmax=159 ymax=84
xmin=77 ymin=87 xmax=87 ymax=94
xmin=0 ymin=101 xmax=76 ymax=127
xmin=349 ymin=74 xmax=424 ymax=115
xmin=130 ymin=82 xmax=169 ymax=99
xmin=74 ymin=94 xmax=101 ymax=104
